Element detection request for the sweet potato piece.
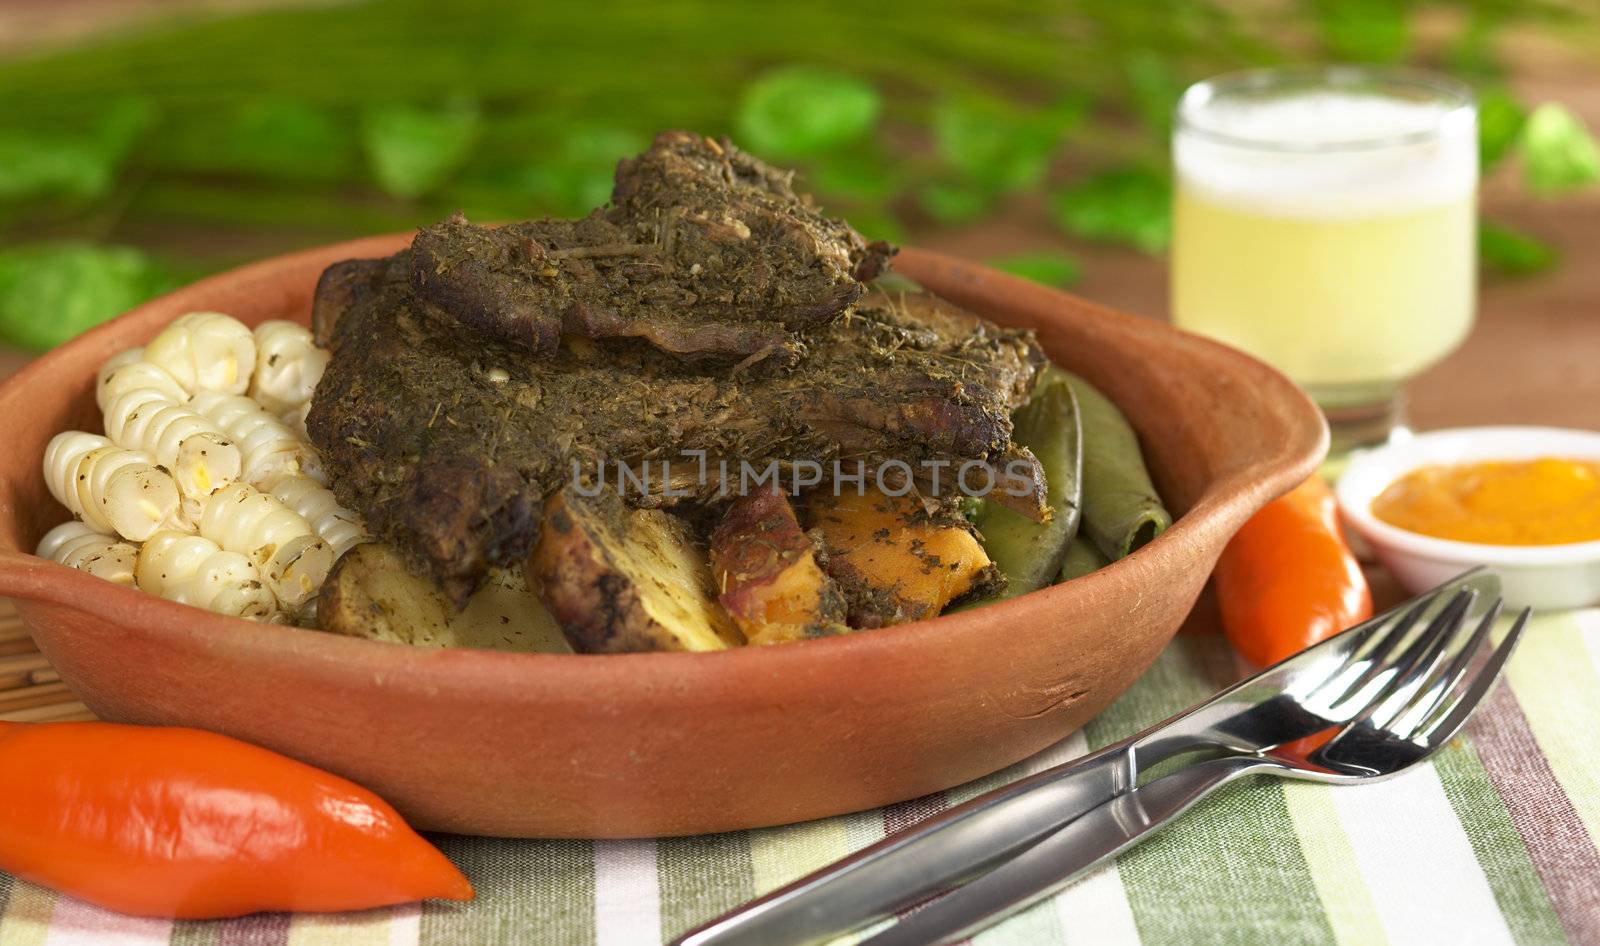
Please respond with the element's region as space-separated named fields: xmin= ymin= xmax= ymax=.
xmin=807 ymin=489 xmax=996 ymax=627
xmin=319 ymin=543 xmax=572 ymax=653
xmin=528 ymin=485 xmax=742 ymax=653
xmin=710 ymin=485 xmax=846 ymax=645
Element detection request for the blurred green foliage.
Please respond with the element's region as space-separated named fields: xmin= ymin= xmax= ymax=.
xmin=0 ymin=244 xmax=174 ymax=349
xmin=1479 ymin=220 xmax=1560 ymax=275
xmin=0 ymin=0 xmax=1596 ymax=347
xmin=738 ymin=66 xmax=882 ymax=159
xmin=990 ymin=252 xmax=1085 ymax=287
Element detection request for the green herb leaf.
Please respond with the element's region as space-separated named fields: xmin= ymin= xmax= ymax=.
xmin=0 ymin=98 xmax=155 ymax=203
xmin=1444 ymin=10 xmax=1504 ymax=79
xmin=1479 ymin=219 xmax=1559 ymax=276
xmin=990 ymin=252 xmax=1083 ymax=288
xmin=1477 ymin=89 xmax=1527 ymax=171
xmin=360 ymin=101 xmax=481 ymax=199
xmin=1519 ymin=103 xmax=1600 ymax=196
xmin=736 ymin=66 xmax=879 ymax=158
xmin=808 ymin=150 xmax=898 ymax=205
xmin=932 ymin=95 xmax=1080 ymax=194
xmin=1051 ymin=167 xmax=1171 ymax=253
xmin=0 ymin=137 xmax=119 ymax=204
xmin=507 ymin=125 xmax=648 ymax=216
xmin=157 ymin=99 xmax=356 ymax=182
xmin=1313 ymin=0 xmax=1409 ymax=62
xmin=1123 ymin=51 xmax=1181 ymax=136
xmin=0 ymin=243 xmax=175 ymax=350
xmin=919 ymin=182 xmax=992 ymax=226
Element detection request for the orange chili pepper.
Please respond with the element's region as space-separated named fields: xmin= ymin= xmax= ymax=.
xmin=1214 ymin=476 xmax=1373 ymax=667
xmin=0 ymin=720 xmax=473 ymax=918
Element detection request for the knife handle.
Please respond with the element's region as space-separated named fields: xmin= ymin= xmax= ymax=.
xmin=860 ymin=756 xmax=1263 ymax=946
xmin=672 ymin=742 xmax=1139 ymax=946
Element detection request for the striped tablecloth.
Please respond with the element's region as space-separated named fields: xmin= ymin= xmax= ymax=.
xmin=2 ymin=608 xmax=1598 ymax=946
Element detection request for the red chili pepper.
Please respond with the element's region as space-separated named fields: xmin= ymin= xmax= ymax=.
xmin=1214 ymin=476 xmax=1373 ymax=667
xmin=0 ymin=720 xmax=473 ymax=918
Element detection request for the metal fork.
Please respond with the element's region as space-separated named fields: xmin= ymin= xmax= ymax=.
xmin=675 ymin=570 xmax=1512 ymax=946
xmin=858 ymin=593 xmax=1530 ymax=946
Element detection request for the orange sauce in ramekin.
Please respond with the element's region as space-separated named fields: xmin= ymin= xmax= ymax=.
xmin=1372 ymin=457 xmax=1600 ymax=546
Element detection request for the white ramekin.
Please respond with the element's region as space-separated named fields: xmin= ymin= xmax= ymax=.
xmin=1336 ymin=426 xmax=1600 ymax=610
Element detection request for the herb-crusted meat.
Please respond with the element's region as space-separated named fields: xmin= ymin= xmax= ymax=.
xmin=307 ymin=132 xmax=1042 ymax=601
xmin=310 ymin=277 xmax=1041 ymax=601
xmin=408 ymin=130 xmax=893 ymax=365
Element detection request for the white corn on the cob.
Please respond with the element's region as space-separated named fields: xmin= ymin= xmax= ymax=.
xmin=188 ymin=391 xmax=324 ymax=487
xmin=250 ymin=320 xmax=329 ymax=415
xmin=264 ymin=472 xmax=368 ymax=558
xmin=96 ymin=347 xmax=188 ymax=412
xmin=104 ymin=387 xmax=242 ymax=499
xmin=36 ymin=521 xmax=138 ymax=587
xmin=42 ymin=431 xmax=184 ymax=540
xmin=199 ymin=482 xmax=333 ymax=610
xmin=135 ymin=530 xmax=279 ymax=619
xmin=143 ymin=312 xmax=257 ymax=396
xmin=281 ymin=401 xmax=312 ymax=440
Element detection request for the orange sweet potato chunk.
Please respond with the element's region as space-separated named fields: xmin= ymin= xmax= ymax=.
xmin=806 ymin=488 xmax=994 ymax=627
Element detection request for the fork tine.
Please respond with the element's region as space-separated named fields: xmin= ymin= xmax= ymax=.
xmin=1345 ymin=589 xmax=1475 ymax=730
xmin=1322 ymin=590 xmax=1442 ymax=707
xmin=1417 ymin=607 xmax=1530 ymax=746
xmin=1398 ymin=598 xmax=1503 ymax=734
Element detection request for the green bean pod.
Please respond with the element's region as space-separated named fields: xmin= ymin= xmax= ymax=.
xmin=972 ymin=380 xmax=1083 ymax=599
xmin=1056 ymin=534 xmax=1108 ymax=582
xmin=1056 ymin=368 xmax=1171 ymax=560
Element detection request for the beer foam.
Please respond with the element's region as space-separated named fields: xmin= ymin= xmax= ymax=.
xmin=1175 ymin=91 xmax=1477 ymax=218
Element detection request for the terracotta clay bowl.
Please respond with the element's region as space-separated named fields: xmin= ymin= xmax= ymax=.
xmin=0 ymin=238 xmax=1325 ymax=838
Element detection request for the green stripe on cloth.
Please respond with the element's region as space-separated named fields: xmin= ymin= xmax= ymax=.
xmin=1280 ymin=782 xmax=1386 ymax=946
xmin=420 ymin=837 xmax=593 ymax=946
xmin=748 ymin=810 xmax=879 ymax=896
xmin=741 ymin=811 xmax=887 ymax=946
xmin=1087 ymin=634 xmax=1337 ymax=946
xmin=169 ymin=918 xmax=221 ymax=946
xmin=169 ymin=920 xmax=220 ymax=946
xmin=657 ymin=833 xmax=755 ymax=943
xmin=0 ymin=881 xmax=53 ymax=946
xmin=1434 ymin=733 xmax=1569 ymax=946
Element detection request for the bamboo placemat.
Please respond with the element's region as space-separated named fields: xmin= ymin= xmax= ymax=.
xmin=0 ymin=600 xmax=94 ymax=722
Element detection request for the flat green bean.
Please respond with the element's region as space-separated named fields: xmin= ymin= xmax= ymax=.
xmin=1056 ymin=367 xmax=1171 ymax=560
xmin=972 ymin=380 xmax=1083 ymax=599
xmin=1056 ymin=534 xmax=1108 ymax=582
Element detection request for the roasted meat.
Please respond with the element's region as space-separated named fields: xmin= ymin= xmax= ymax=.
xmin=307 ymin=131 xmax=1042 ymax=601
xmin=309 ymin=274 xmax=1041 ymax=600
xmin=407 ymin=130 xmax=894 ymax=365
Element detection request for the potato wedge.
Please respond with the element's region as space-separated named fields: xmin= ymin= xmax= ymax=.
xmin=318 ymin=542 xmax=572 ymax=652
xmin=710 ymin=485 xmax=846 ymax=645
xmin=528 ymin=486 xmax=742 ymax=653
xmin=807 ymin=488 xmax=996 ymax=627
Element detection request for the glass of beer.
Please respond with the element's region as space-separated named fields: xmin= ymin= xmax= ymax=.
xmin=1171 ymin=66 xmax=1477 ymax=454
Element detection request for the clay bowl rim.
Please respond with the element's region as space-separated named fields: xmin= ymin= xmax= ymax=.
xmin=0 ymin=239 xmax=1328 ymax=697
